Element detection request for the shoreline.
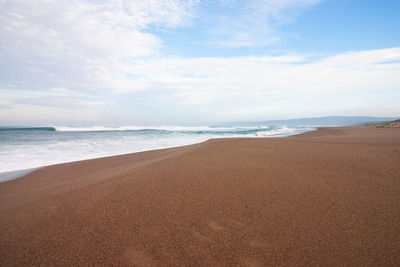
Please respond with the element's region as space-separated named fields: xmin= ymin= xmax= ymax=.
xmin=0 ymin=127 xmax=315 ymax=183
xmin=1 ymin=125 xmax=399 ymax=265
xmin=0 ymin=167 xmax=42 ymax=183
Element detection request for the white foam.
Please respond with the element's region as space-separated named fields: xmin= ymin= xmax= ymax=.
xmin=0 ymin=167 xmax=41 ymax=183
xmin=53 ymin=125 xmax=271 ymax=132
xmin=0 ymin=126 xmax=313 ymax=173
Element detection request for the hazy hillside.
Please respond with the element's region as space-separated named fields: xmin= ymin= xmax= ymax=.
xmin=220 ymin=116 xmax=400 ymax=127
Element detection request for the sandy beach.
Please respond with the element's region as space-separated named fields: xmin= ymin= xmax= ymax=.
xmin=1 ymin=126 xmax=399 ymax=266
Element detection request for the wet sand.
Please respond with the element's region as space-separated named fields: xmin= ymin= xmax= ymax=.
xmin=1 ymin=126 xmax=400 ymax=266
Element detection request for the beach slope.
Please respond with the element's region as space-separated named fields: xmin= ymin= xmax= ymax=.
xmin=1 ymin=126 xmax=400 ymax=266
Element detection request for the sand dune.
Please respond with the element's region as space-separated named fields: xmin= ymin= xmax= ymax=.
xmin=1 ymin=126 xmax=400 ymax=266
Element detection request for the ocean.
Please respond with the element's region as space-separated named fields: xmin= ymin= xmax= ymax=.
xmin=0 ymin=125 xmax=312 ymax=175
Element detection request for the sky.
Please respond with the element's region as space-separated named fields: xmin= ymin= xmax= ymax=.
xmin=0 ymin=0 xmax=399 ymax=126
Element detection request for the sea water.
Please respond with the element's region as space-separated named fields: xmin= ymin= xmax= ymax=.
xmin=0 ymin=125 xmax=312 ymax=174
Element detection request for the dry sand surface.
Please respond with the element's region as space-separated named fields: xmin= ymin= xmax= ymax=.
xmin=1 ymin=126 xmax=400 ymax=266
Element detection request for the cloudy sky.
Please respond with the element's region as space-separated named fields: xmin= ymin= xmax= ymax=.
xmin=1 ymin=0 xmax=399 ymax=126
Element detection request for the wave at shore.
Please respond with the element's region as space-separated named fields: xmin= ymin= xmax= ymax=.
xmin=0 ymin=125 xmax=312 ymax=173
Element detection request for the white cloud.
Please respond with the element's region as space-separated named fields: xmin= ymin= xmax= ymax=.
xmin=2 ymin=46 xmax=400 ymax=123
xmin=0 ymin=0 xmax=197 ymax=93
xmin=204 ymin=0 xmax=325 ymax=47
xmin=0 ymin=0 xmax=323 ymax=96
xmin=0 ymin=1 xmax=399 ymax=124
xmin=110 ymin=47 xmax=400 ymax=121
xmin=118 ymin=47 xmax=400 ymax=94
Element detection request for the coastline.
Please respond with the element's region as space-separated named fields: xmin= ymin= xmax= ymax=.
xmin=0 ymin=167 xmax=42 ymax=183
xmin=0 ymin=127 xmax=315 ymax=183
xmin=1 ymin=125 xmax=399 ymax=265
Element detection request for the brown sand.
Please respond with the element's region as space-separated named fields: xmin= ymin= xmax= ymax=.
xmin=1 ymin=126 xmax=400 ymax=266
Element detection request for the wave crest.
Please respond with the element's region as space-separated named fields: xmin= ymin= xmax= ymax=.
xmin=53 ymin=125 xmax=271 ymax=132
